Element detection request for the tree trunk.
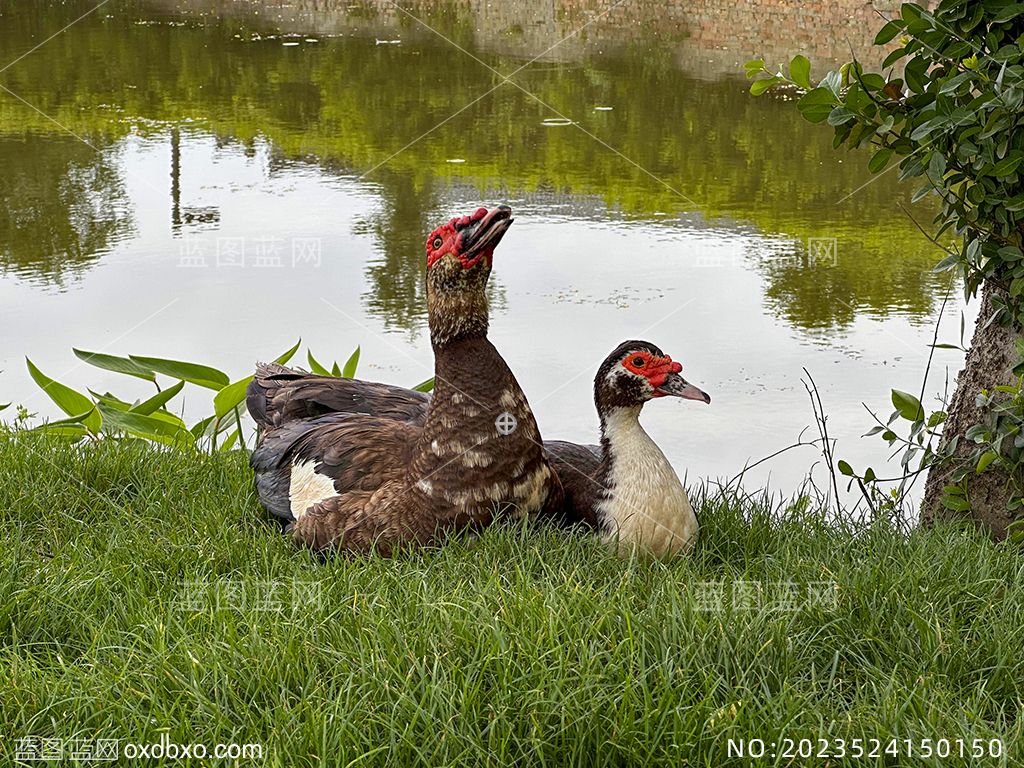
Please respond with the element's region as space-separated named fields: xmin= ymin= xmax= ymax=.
xmin=921 ymin=282 xmax=1022 ymax=539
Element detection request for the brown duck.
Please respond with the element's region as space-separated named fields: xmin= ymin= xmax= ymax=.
xmin=247 ymin=206 xmax=562 ymax=555
xmin=254 ymin=332 xmax=710 ymax=555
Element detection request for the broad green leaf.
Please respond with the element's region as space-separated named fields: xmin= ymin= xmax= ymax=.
xmin=796 ymin=87 xmax=837 ymax=123
xmin=911 ymin=183 xmax=933 ymax=203
xmin=939 ymin=71 xmax=974 ymax=94
xmin=891 ymin=389 xmax=924 ymax=421
xmin=275 ymin=338 xmax=302 ymax=365
xmin=882 ymin=48 xmax=907 ymax=69
xmin=412 ymin=377 xmax=435 ymax=393
xmin=307 ymin=351 xmax=331 ymax=376
xmin=900 ymin=3 xmax=922 ymax=24
xmin=873 ymin=19 xmax=905 ymax=44
xmin=342 ymin=346 xmax=361 ymax=379
xmin=146 ymin=410 xmax=189 ymax=430
xmin=30 ymin=419 xmax=91 ymax=440
xmin=1008 ymin=519 xmax=1024 ymax=544
xmin=827 ymin=107 xmax=856 ymax=126
xmin=904 ymin=57 xmax=928 ymax=94
xmin=992 ymin=154 xmax=1024 ymax=176
xmin=910 ymin=116 xmax=945 ymax=141
xmin=73 ymin=349 xmax=156 ymax=383
xmin=991 ymin=43 xmax=1021 ymax=62
xmin=0 ymin=403 xmax=9 ymax=412
xmin=860 ymin=73 xmax=885 ymax=91
xmin=837 ymin=460 xmax=854 ymax=476
xmin=131 ymin=380 xmax=185 ymax=415
xmin=129 ymin=356 xmax=229 ymax=390
xmin=749 ymin=76 xmax=780 ymax=96
xmin=941 ymin=493 xmax=972 ymax=512
xmin=214 ymin=377 xmax=253 ymax=419
xmin=999 ymin=245 xmax=1024 ymax=261
xmin=89 ymin=391 xmax=131 ymax=412
xmin=820 ymin=70 xmax=841 ymax=97
xmin=789 ymin=55 xmax=812 ymax=89
xmin=927 ymin=151 xmax=947 ymax=180
xmin=99 ymin=404 xmax=195 ymax=448
xmin=26 ymin=358 xmax=101 ymax=434
xmin=976 ymin=450 xmax=998 ymax=473
xmin=29 ymin=409 xmax=94 ymax=429
xmin=868 ymin=147 xmax=894 ymax=173
xmin=993 ymin=2 xmax=1024 ymax=23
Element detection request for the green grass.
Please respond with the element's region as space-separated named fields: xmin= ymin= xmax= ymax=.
xmin=0 ymin=432 xmax=1020 ymax=767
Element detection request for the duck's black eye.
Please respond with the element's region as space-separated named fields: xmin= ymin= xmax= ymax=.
xmin=632 ymin=356 xmax=645 ymax=367
xmin=432 ymin=237 xmax=443 ymax=249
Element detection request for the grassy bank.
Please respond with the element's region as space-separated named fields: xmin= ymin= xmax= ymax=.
xmin=0 ymin=432 xmax=1020 ymax=766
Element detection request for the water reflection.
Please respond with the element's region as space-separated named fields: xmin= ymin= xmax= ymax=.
xmin=0 ymin=0 xmax=946 ymax=335
xmin=0 ymin=134 xmax=132 ymax=285
xmin=352 ymin=170 xmax=438 ymax=330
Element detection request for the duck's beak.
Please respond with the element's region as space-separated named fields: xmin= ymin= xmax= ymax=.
xmin=461 ymin=205 xmax=513 ymax=258
xmin=653 ymin=372 xmax=711 ymax=403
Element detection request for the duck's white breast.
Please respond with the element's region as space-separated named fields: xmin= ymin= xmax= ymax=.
xmin=598 ymin=409 xmax=698 ymax=556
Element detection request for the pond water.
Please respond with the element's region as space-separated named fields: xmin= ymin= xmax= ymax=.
xmin=0 ymin=0 xmax=970 ymax=510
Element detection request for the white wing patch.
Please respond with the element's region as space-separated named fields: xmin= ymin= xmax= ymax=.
xmin=289 ymin=461 xmax=337 ymax=520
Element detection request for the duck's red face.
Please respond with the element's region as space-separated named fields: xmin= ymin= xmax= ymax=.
xmin=619 ymin=347 xmax=711 ymax=403
xmin=426 ymin=205 xmax=513 ymax=271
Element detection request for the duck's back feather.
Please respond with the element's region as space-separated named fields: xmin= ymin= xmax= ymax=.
xmin=543 ymin=440 xmax=604 ymax=528
xmin=247 ymin=362 xmax=430 ymax=430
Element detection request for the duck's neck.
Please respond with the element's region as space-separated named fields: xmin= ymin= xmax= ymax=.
xmin=408 ymin=334 xmax=551 ymax=518
xmin=428 ymin=292 xmax=489 ymax=347
xmin=596 ymin=406 xmax=698 ymax=556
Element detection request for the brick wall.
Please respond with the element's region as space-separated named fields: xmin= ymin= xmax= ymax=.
xmin=160 ymin=0 xmax=926 ymax=77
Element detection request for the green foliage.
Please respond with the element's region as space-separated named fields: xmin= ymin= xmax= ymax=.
xmin=749 ymin=1 xmax=1024 ymax=519
xmin=412 ymin=377 xmax=436 ymax=393
xmin=891 ymin=388 xmax=926 ymax=421
xmin=73 ymin=349 xmax=157 ymax=383
xmin=25 ymin=358 xmax=101 ymax=435
xmin=127 ymin=356 xmax=229 ymax=391
xmin=749 ymin=1 xmax=1024 ymax=322
xmin=839 ymin=387 xmax=952 ymax=516
xmin=841 ymin=354 xmax=1024 ymax=519
xmin=342 ymin=346 xmax=361 ymax=379
xmin=7 ymin=341 xmax=435 ymax=452
xmin=948 ymin=362 xmax=1024 ymax=511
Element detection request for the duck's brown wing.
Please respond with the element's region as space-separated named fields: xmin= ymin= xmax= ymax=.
xmin=246 ymin=362 xmax=430 ymax=430
xmin=290 ymin=481 xmax=414 ymax=556
xmin=250 ymin=412 xmax=418 ymax=526
xmin=542 ymin=440 xmax=605 ymax=529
